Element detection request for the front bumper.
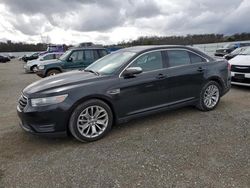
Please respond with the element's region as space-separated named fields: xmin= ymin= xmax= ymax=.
xmin=17 ymin=100 xmax=70 ymax=137
xmin=231 ymin=72 xmax=250 ymax=86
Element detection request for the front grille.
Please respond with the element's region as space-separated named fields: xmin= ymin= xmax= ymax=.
xmin=231 ymin=65 xmax=250 ymax=73
xmin=18 ymin=94 xmax=28 ymax=111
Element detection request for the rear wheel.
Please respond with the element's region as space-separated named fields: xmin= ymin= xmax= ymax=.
xmin=46 ymin=69 xmax=61 ymax=77
xmin=196 ymin=81 xmax=221 ymax=111
xmin=69 ymin=99 xmax=113 ymax=142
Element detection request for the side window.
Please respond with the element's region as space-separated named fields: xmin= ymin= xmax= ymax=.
xmin=70 ymin=52 xmax=78 ymax=61
xmin=55 ymin=54 xmax=62 ymax=59
xmin=189 ymin=52 xmax=206 ymax=64
xmin=84 ymin=50 xmax=95 ymax=61
xmin=77 ymin=51 xmax=84 ymax=61
xmin=130 ymin=51 xmax=163 ymax=72
xmin=93 ymin=50 xmax=99 ymax=60
xmin=69 ymin=51 xmax=84 ymax=62
xmin=167 ymin=50 xmax=190 ymax=67
xmin=43 ymin=54 xmax=54 ymax=60
xmin=98 ymin=50 xmax=108 ymax=58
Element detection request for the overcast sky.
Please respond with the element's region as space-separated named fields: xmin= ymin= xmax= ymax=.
xmin=0 ymin=0 xmax=249 ymax=45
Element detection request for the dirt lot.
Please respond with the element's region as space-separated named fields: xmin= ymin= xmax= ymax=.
xmin=0 ymin=59 xmax=250 ymax=188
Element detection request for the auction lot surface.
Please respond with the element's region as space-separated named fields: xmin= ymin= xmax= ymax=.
xmin=0 ymin=60 xmax=250 ymax=187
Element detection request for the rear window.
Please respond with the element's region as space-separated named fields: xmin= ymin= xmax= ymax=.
xmin=98 ymin=50 xmax=108 ymax=58
xmin=167 ymin=50 xmax=206 ymax=67
xmin=167 ymin=50 xmax=191 ymax=67
xmin=189 ymin=52 xmax=206 ymax=64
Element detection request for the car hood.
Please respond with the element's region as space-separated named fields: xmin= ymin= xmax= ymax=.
xmin=27 ymin=59 xmax=39 ymax=65
xmin=23 ymin=70 xmax=104 ymax=96
xmin=229 ymin=55 xmax=250 ymax=66
xmin=39 ymin=59 xmax=61 ymax=66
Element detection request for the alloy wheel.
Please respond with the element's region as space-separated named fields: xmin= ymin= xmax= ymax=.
xmin=77 ymin=105 xmax=109 ymax=138
xmin=203 ymin=84 xmax=219 ymax=108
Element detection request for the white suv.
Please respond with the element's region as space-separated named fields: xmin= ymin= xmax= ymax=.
xmin=24 ymin=52 xmax=64 ymax=73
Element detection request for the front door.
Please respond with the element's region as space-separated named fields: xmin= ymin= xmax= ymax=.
xmin=116 ymin=51 xmax=169 ymax=117
xmin=63 ymin=50 xmax=84 ymax=70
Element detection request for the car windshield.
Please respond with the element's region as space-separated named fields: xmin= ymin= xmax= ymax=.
xmin=59 ymin=50 xmax=71 ymax=61
xmin=239 ymin=47 xmax=250 ymax=55
xmin=85 ymin=51 xmax=136 ymax=75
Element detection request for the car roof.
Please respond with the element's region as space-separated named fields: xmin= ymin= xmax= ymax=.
xmin=71 ymin=47 xmax=107 ymax=50
xmin=45 ymin=52 xmax=64 ymax=54
xmin=121 ymin=45 xmax=196 ymax=53
xmin=118 ymin=45 xmax=214 ymax=61
xmin=119 ymin=45 xmax=208 ymax=54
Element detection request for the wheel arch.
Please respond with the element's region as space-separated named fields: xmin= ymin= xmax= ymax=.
xmin=206 ymin=76 xmax=225 ymax=93
xmin=45 ymin=67 xmax=62 ymax=75
xmin=66 ymin=95 xmax=116 ymax=135
xmin=30 ymin=64 xmax=38 ymax=70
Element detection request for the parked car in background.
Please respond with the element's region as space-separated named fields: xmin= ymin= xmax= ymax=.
xmin=22 ymin=52 xmax=40 ymax=62
xmin=36 ymin=47 xmax=109 ymax=77
xmin=17 ymin=46 xmax=231 ymax=142
xmin=24 ymin=52 xmax=64 ymax=73
xmin=223 ymin=47 xmax=249 ymax=60
xmin=229 ymin=48 xmax=250 ymax=86
xmin=0 ymin=55 xmax=10 ymax=63
xmin=215 ymin=42 xmax=250 ymax=57
xmin=39 ymin=44 xmax=66 ymax=56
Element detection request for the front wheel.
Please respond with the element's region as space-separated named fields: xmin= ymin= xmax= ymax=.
xmin=196 ymin=81 xmax=221 ymax=111
xmin=69 ymin=99 xmax=113 ymax=142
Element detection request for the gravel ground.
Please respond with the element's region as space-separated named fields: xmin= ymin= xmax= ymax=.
xmin=0 ymin=59 xmax=250 ymax=188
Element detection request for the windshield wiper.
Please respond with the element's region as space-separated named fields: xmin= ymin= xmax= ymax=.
xmin=84 ymin=69 xmax=100 ymax=76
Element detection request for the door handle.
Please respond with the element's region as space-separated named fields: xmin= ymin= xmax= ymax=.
xmin=156 ymin=73 xmax=166 ymax=79
xmin=197 ymin=67 xmax=205 ymax=72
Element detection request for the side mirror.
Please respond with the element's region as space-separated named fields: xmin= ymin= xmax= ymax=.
xmin=123 ymin=67 xmax=143 ymax=78
xmin=68 ymin=57 xmax=73 ymax=62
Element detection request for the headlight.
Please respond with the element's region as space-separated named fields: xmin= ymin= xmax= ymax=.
xmin=31 ymin=94 xmax=68 ymax=107
xmin=38 ymin=65 xmax=45 ymax=70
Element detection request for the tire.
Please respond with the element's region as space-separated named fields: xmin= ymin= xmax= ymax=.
xmin=46 ymin=69 xmax=61 ymax=77
xmin=196 ymin=81 xmax=221 ymax=111
xmin=69 ymin=99 xmax=113 ymax=142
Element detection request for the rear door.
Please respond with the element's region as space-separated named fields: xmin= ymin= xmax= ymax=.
xmin=163 ymin=49 xmax=207 ymax=103
xmin=82 ymin=50 xmax=99 ymax=68
xmin=98 ymin=49 xmax=109 ymax=58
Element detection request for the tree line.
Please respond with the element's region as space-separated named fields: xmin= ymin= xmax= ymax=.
xmin=1 ymin=33 xmax=250 ymax=52
xmin=110 ymin=33 xmax=250 ymax=47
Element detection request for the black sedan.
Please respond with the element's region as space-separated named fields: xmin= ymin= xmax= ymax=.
xmin=17 ymin=46 xmax=231 ymax=142
xmin=22 ymin=52 xmax=40 ymax=62
xmin=0 ymin=55 xmax=10 ymax=63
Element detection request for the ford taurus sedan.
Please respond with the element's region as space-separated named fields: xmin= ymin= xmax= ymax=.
xmin=17 ymin=46 xmax=231 ymax=142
